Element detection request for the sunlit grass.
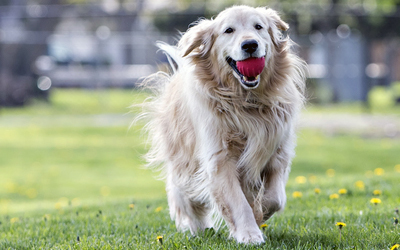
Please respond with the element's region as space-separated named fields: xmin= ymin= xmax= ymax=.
xmin=0 ymin=89 xmax=149 ymax=116
xmin=305 ymin=101 xmax=400 ymax=114
xmin=0 ymin=89 xmax=399 ymax=249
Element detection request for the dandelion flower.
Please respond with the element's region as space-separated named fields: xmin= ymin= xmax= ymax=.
xmin=55 ymin=202 xmax=62 ymax=210
xmin=26 ymin=188 xmax=38 ymax=199
xmin=129 ymin=204 xmax=135 ymax=210
xmin=155 ymin=206 xmax=163 ymax=212
xmin=292 ymin=191 xmax=303 ymax=198
xmin=336 ymin=222 xmax=346 ymax=240
xmin=374 ymin=168 xmax=384 ymax=176
xmin=338 ymin=189 xmax=347 ymax=195
xmin=326 ymin=169 xmax=335 ymax=177
xmin=370 ymin=198 xmax=381 ymax=205
xmin=355 ymin=181 xmax=365 ymax=190
xmin=71 ymin=198 xmax=80 ymax=207
xmin=391 ymin=244 xmax=400 ymax=250
xmin=156 ymin=235 xmax=163 ymax=245
xmin=314 ymin=188 xmax=321 ymax=194
xmin=329 ymin=193 xmax=339 ymax=200
xmin=336 ymin=222 xmax=346 ymax=229
xmin=10 ymin=217 xmax=19 ymax=224
xmin=295 ymin=176 xmax=307 ymax=184
xmin=395 ymin=164 xmax=400 ymax=173
xmin=43 ymin=214 xmax=51 ymax=221
xmin=5 ymin=182 xmax=17 ymax=193
xmin=373 ymin=190 xmax=382 ymax=196
xmin=260 ymin=224 xmax=268 ymax=230
xmin=309 ymin=175 xmax=317 ymax=184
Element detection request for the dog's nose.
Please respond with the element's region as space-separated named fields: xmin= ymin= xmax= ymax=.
xmin=241 ymin=40 xmax=258 ymax=54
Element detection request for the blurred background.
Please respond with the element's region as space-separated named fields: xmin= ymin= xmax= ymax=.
xmin=0 ymin=0 xmax=400 ymax=106
xmin=1 ymin=0 xmax=400 ymax=215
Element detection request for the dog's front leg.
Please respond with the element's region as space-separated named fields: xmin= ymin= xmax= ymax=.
xmin=209 ymin=156 xmax=264 ymax=244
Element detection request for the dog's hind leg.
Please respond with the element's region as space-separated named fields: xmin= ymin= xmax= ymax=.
xmin=166 ymin=165 xmax=212 ymax=234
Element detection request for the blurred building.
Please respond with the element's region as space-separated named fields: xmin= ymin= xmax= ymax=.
xmin=1 ymin=0 xmax=400 ymax=106
xmin=0 ymin=0 xmax=164 ymax=106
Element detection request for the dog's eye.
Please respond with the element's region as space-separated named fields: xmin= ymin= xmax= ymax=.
xmin=255 ymin=24 xmax=263 ymax=30
xmin=224 ymin=27 xmax=234 ymax=34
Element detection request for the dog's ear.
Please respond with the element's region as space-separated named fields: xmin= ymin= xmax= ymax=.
xmin=179 ymin=19 xmax=214 ymax=57
xmin=259 ymin=7 xmax=289 ymax=49
xmin=261 ymin=8 xmax=289 ymax=31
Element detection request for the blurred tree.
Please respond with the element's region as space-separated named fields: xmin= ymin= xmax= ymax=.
xmin=152 ymin=0 xmax=400 ymax=38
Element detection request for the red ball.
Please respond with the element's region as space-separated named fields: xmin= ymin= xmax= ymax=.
xmin=236 ymin=57 xmax=265 ymax=77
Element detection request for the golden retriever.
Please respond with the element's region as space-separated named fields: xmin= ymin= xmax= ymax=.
xmin=141 ymin=5 xmax=306 ymax=244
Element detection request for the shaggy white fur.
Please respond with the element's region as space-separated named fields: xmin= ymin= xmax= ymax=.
xmin=140 ymin=5 xmax=307 ymax=244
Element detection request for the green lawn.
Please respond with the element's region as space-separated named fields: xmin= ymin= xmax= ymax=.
xmin=0 ymin=89 xmax=399 ymax=249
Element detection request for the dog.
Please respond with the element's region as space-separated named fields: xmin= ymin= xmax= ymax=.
xmin=140 ymin=5 xmax=306 ymax=244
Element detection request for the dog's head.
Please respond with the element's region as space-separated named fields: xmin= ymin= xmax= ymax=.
xmin=179 ymin=6 xmax=289 ymax=90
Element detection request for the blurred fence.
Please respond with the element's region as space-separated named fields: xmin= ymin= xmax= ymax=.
xmin=1 ymin=1 xmax=400 ymax=107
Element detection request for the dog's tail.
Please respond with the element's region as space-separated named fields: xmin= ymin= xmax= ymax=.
xmin=156 ymin=41 xmax=183 ymax=74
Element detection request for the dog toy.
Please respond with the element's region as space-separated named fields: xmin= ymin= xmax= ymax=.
xmin=236 ymin=57 xmax=265 ymax=77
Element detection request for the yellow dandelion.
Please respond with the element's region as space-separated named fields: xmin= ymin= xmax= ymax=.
xmin=330 ymin=193 xmax=339 ymax=200
xmin=295 ymin=176 xmax=307 ymax=184
xmin=43 ymin=214 xmax=51 ymax=221
xmin=58 ymin=197 xmax=69 ymax=206
xmin=391 ymin=244 xmax=400 ymax=250
xmin=395 ymin=164 xmax=400 ymax=173
xmin=354 ymin=180 xmax=365 ymax=190
xmin=5 ymin=182 xmax=17 ymax=193
xmin=326 ymin=169 xmax=335 ymax=177
xmin=370 ymin=198 xmax=381 ymax=205
xmin=10 ymin=217 xmax=19 ymax=224
xmin=260 ymin=223 xmax=268 ymax=229
xmin=314 ymin=188 xmax=321 ymax=194
xmin=308 ymin=175 xmax=317 ymax=184
xmin=336 ymin=222 xmax=346 ymax=240
xmin=71 ymin=198 xmax=80 ymax=207
xmin=155 ymin=206 xmax=163 ymax=212
xmin=374 ymin=168 xmax=385 ymax=176
xmin=292 ymin=191 xmax=303 ymax=198
xmin=156 ymin=235 xmax=163 ymax=245
xmin=55 ymin=202 xmax=62 ymax=210
xmin=129 ymin=204 xmax=135 ymax=210
xmin=338 ymin=189 xmax=347 ymax=195
xmin=26 ymin=188 xmax=38 ymax=199
xmin=336 ymin=222 xmax=346 ymax=229
xmin=373 ymin=190 xmax=382 ymax=196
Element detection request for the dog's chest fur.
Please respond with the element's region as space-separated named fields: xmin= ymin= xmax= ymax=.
xmin=213 ymin=96 xmax=291 ymax=178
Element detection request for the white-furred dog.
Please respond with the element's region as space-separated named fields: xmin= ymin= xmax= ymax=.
xmin=140 ymin=5 xmax=306 ymax=244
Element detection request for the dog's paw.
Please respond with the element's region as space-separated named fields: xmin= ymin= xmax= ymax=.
xmin=233 ymin=227 xmax=265 ymax=244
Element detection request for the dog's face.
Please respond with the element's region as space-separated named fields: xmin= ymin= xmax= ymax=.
xmin=180 ymin=6 xmax=288 ymax=90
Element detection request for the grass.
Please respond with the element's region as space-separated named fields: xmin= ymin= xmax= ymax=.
xmin=304 ymin=101 xmax=400 ymax=115
xmin=1 ymin=89 xmax=400 ymax=249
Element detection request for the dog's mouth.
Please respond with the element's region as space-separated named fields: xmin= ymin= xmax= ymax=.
xmin=226 ymin=56 xmax=265 ymax=89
